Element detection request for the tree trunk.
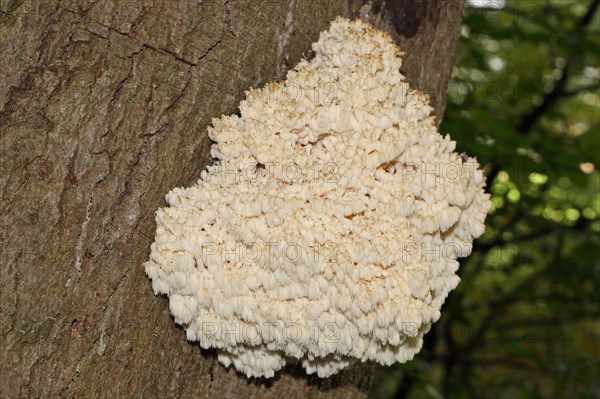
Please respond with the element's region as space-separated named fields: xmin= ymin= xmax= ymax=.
xmin=0 ymin=1 xmax=464 ymax=397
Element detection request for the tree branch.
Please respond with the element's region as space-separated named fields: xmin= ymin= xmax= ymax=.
xmin=516 ymin=0 xmax=598 ymax=135
xmin=517 ymin=63 xmax=570 ymax=134
xmin=579 ymin=0 xmax=600 ymax=29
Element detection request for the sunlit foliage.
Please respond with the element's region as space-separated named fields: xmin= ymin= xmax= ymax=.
xmin=375 ymin=1 xmax=599 ymax=397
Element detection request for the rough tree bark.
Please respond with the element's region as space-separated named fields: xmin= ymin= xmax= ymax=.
xmin=0 ymin=1 xmax=464 ymax=397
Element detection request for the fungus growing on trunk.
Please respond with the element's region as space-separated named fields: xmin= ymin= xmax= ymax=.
xmin=145 ymin=17 xmax=491 ymax=378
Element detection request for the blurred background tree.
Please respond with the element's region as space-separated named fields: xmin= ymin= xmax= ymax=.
xmin=374 ymin=0 xmax=600 ymax=398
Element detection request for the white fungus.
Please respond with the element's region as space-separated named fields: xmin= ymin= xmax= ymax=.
xmin=145 ymin=17 xmax=491 ymax=378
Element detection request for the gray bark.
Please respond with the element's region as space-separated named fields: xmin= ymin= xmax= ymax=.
xmin=0 ymin=1 xmax=464 ymax=397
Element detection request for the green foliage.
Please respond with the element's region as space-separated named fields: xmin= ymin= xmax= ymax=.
xmin=375 ymin=1 xmax=599 ymax=398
